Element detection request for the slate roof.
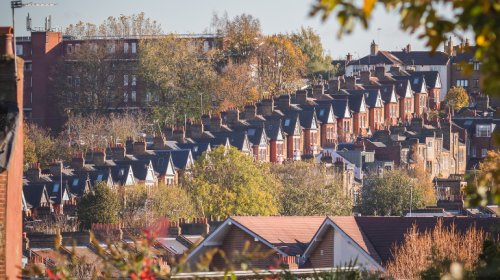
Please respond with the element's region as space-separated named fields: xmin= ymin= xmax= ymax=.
xmin=345 ymin=89 xmax=382 ymax=108
xmin=166 ymin=150 xmax=192 ymax=170
xmin=176 ymin=143 xmax=210 ymax=161
xmin=379 ymin=80 xmax=411 ymax=98
xmin=407 ymin=70 xmax=440 ymax=88
xmin=337 ymin=143 xmax=354 ymax=151
xmin=246 ymin=120 xmax=285 ymax=140
xmin=298 ymin=105 xmax=335 ymax=124
xmin=47 ymin=175 xmax=89 ymax=197
xmin=23 ymin=184 xmax=51 ymax=207
xmin=348 ymin=51 xmax=403 ymax=66
xmin=264 ymin=115 xmax=301 ymax=136
xmin=451 ymin=118 xmax=500 ymax=135
xmin=390 ymin=51 xmax=450 ymax=66
xmin=135 ymin=154 xmax=174 ymax=175
xmin=229 ymin=126 xmax=268 ymax=146
xmin=453 ymin=51 xmax=475 ymax=63
xmin=330 ymin=94 xmax=365 ymax=112
xmin=355 ymin=217 xmax=500 ymax=265
xmin=111 ymin=160 xmax=154 ymax=181
xmin=232 ymin=216 xmax=326 ymax=256
xmin=281 ymin=110 xmax=317 ymax=130
xmin=72 ymin=170 xmax=112 ymax=187
xmin=25 ymin=181 xmax=71 ymax=204
xmin=93 ymin=166 xmax=133 ymax=185
xmin=191 ymin=137 xmax=229 ymax=148
xmin=211 ymin=132 xmax=252 ymax=150
xmin=393 ymin=76 xmax=426 ymax=93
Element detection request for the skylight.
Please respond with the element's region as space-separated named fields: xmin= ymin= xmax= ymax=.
xmin=268 ymin=125 xmax=273 ymax=130
xmin=248 ymin=129 xmax=256 ymax=136
xmin=464 ymin=120 xmax=473 ymax=126
xmin=158 ymin=158 xmax=164 ymax=166
xmin=384 ymin=88 xmax=387 ymax=92
xmin=193 ymin=146 xmax=198 ymax=152
xmin=73 ymin=179 xmax=79 ymax=186
xmin=284 ymin=119 xmax=291 ymax=126
xmin=53 ymin=183 xmax=60 ymax=193
xmin=97 ymin=174 xmax=103 ymax=182
xmin=319 ymin=109 xmax=325 ymax=116
xmin=414 ymin=78 xmax=419 ymax=84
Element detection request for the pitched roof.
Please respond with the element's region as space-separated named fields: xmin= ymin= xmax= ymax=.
xmin=264 ymin=115 xmax=301 ymax=136
xmin=298 ymin=105 xmax=335 ymax=124
xmin=390 ymin=51 xmax=450 ymax=65
xmin=407 ymin=70 xmax=441 ymax=88
xmin=47 ymin=175 xmax=89 ymax=197
xmin=330 ymin=94 xmax=366 ymax=112
xmin=111 ymin=160 xmax=154 ymax=181
xmin=229 ymin=126 xmax=269 ymax=146
xmin=348 ymin=51 xmax=402 ymax=66
xmin=345 ymin=89 xmax=382 ymax=108
xmin=281 ymin=110 xmax=318 ymax=130
xmin=315 ymin=99 xmax=351 ymax=118
xmin=93 ymin=165 xmax=133 ymax=185
xmin=393 ymin=76 xmax=427 ymax=93
xmin=176 ymin=143 xmax=211 ymax=160
xmin=354 ymin=216 xmax=500 ymax=265
xmin=135 ymin=154 xmax=176 ymax=175
xmin=379 ymin=80 xmax=412 ymax=98
xmin=453 ymin=51 xmax=476 ymax=63
xmin=23 ymin=184 xmax=51 ymax=207
xmin=210 ymin=132 xmax=251 ymax=151
xmin=247 ymin=120 xmax=285 ymax=140
xmin=232 ymin=216 xmax=326 ymax=256
xmin=72 ymin=170 xmax=113 ymax=187
xmin=191 ymin=137 xmax=230 ymax=148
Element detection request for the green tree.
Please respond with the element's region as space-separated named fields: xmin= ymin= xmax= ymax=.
xmin=444 ymin=86 xmax=469 ymax=112
xmin=76 ymin=181 xmax=121 ymax=230
xmin=289 ymin=26 xmax=334 ymax=80
xmin=149 ymin=184 xmax=197 ymax=219
xmin=360 ymin=169 xmax=426 ymax=216
xmin=182 ymin=146 xmax=281 ymax=217
xmin=137 ymin=34 xmax=220 ymax=126
xmin=271 ymin=161 xmax=352 ymax=216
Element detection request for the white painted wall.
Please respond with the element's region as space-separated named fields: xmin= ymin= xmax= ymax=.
xmin=333 ymin=228 xmax=379 ymax=271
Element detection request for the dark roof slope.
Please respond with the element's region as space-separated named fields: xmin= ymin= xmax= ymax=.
xmin=264 ymin=115 xmax=301 ymax=136
xmin=407 ymin=70 xmax=440 ymax=88
xmin=330 ymin=94 xmax=365 ymax=112
xmin=281 ymin=110 xmax=317 ymax=129
xmin=176 ymin=143 xmax=210 ymax=160
xmin=315 ymin=99 xmax=351 ymax=119
xmin=391 ymin=51 xmax=449 ymax=65
xmin=364 ymin=84 xmax=398 ymax=103
xmin=23 ymin=184 xmax=51 ymax=206
xmin=211 ymin=132 xmax=250 ymax=150
xmin=247 ymin=120 xmax=284 ymax=140
xmin=393 ymin=76 xmax=426 ymax=93
xmin=48 ymin=175 xmax=89 ymax=197
xmin=298 ymin=105 xmax=335 ymax=124
xmin=345 ymin=89 xmax=381 ymax=108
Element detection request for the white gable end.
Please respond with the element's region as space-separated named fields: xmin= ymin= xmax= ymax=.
xmin=406 ymin=83 xmax=413 ymax=98
xmin=390 ymin=91 xmax=397 ymax=103
xmin=327 ymin=110 xmax=334 ymax=123
xmin=360 ymin=99 xmax=367 ymax=113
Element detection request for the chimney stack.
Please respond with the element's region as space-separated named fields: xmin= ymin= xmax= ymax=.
xmin=410 ymin=118 xmax=423 ymax=133
xmin=71 ymin=153 xmax=85 ymax=171
xmin=244 ymin=102 xmax=257 ymax=120
xmin=296 ymin=90 xmax=308 ymax=105
xmin=209 ymin=114 xmax=222 ymax=132
xmin=126 ymin=136 xmax=135 ymax=154
xmin=476 ymin=95 xmax=489 ymax=112
xmin=346 ymin=53 xmax=353 ymax=62
xmin=172 ymin=126 xmax=186 ymax=143
xmin=26 ymin=163 xmax=41 ymax=181
xmin=201 ymin=111 xmax=211 ymax=125
xmin=370 ymin=40 xmax=378 ymax=55
xmin=360 ymin=68 xmax=371 ymax=85
xmin=110 ymin=143 xmax=126 ymax=161
xmin=329 ymin=78 xmax=341 ymax=94
xmin=278 ymin=95 xmax=291 ymax=110
xmin=88 ymin=149 xmax=106 ymax=165
xmin=225 ymin=108 xmax=239 ymax=124
xmin=133 ymin=139 xmax=147 ymax=155
xmin=49 ymin=159 xmax=63 ymax=177
xmin=186 ymin=120 xmax=204 ymax=138
xmin=261 ymin=96 xmax=274 ymax=116
xmin=345 ymin=76 xmax=356 ymax=89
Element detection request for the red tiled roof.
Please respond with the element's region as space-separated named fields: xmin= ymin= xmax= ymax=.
xmin=329 ymin=217 xmax=383 ymax=265
xmin=232 ymin=216 xmax=325 ymax=256
xmin=355 ymin=217 xmax=500 ymax=265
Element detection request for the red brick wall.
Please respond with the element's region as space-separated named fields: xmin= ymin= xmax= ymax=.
xmin=211 ymin=225 xmax=281 ymax=270
xmin=310 ymin=226 xmax=334 ymax=268
xmin=365 ymin=141 xmax=402 ymax=166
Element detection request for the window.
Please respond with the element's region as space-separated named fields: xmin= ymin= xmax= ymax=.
xmin=459 ymin=150 xmax=463 ymax=163
xmin=131 ymin=75 xmax=137 ymax=86
xmin=24 ymin=62 xmax=32 ymax=71
xmin=75 ymin=76 xmax=80 ymax=87
xmin=158 ymin=157 xmax=164 ymax=166
xmin=75 ymin=44 xmax=80 ymax=53
xmin=90 ymin=43 xmax=98 ymax=53
xmin=67 ymin=44 xmax=73 ymax=53
xmin=413 ymin=78 xmax=419 ymax=84
xmin=482 ymin=149 xmax=487 ymax=157
xmin=451 ymin=158 xmax=455 ymax=168
xmin=268 ymin=125 xmax=273 ymax=131
xmin=96 ymin=174 xmax=103 ymax=182
xmin=473 ymin=149 xmax=476 ymax=157
xmin=284 ymin=119 xmax=291 ymax=126
xmin=73 ymin=179 xmax=79 ymax=186
xmin=53 ymin=183 xmax=60 ymax=193
xmin=67 ymin=76 xmax=72 ymax=86
xmin=131 ymin=43 xmax=137 ymax=53
xmin=204 ymin=41 xmax=209 ymax=52
xmin=353 ymin=190 xmax=359 ymax=203
xmin=456 ymin=79 xmax=468 ymax=87
xmin=75 ymin=92 xmax=80 ymax=102
xmin=467 ymin=139 xmax=470 ymax=155
xmin=67 ymin=92 xmax=72 ymax=102
xmin=456 ymin=64 xmax=462 ymax=71
xmin=131 ymin=91 xmax=136 ymax=102
xmin=428 ymin=140 xmax=433 ymax=148
xmin=474 ymin=62 xmax=480 ymax=71
xmin=107 ymin=43 xmax=115 ymax=53
xmin=124 ymin=91 xmax=128 ymax=102
xmin=477 ymin=125 xmax=491 ymax=137
xmin=473 ymin=79 xmax=479 ymax=88
xmin=248 ymin=129 xmax=256 ymax=136
xmin=106 ymin=75 xmax=115 ymax=87
xmin=319 ymin=109 xmax=325 ymax=116
xmin=146 ymin=91 xmax=152 ymax=102
xmin=16 ymin=45 xmax=23 ymax=55
xmin=124 ymin=43 xmax=129 ymax=53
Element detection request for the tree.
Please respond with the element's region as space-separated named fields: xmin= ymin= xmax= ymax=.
xmin=386 ymin=220 xmax=486 ymax=280
xmin=255 ymin=34 xmax=308 ymax=95
xmin=360 ymin=169 xmax=426 ymax=216
xmin=76 ymin=181 xmax=121 ymax=230
xmin=64 ymin=13 xmax=162 ymax=39
xmin=213 ymin=61 xmax=259 ymax=110
xmin=444 ymin=86 xmax=469 ymax=112
xmin=289 ymin=26 xmax=334 ymax=80
xmin=23 ymin=122 xmax=75 ymax=170
xmin=409 ymin=145 xmax=437 ymax=206
xmin=182 ymin=146 xmax=281 ymax=217
xmin=466 ymin=150 xmax=500 ymax=206
xmin=149 ymin=184 xmax=197 ymax=220
xmin=271 ymin=161 xmax=352 ymax=216
xmin=137 ymin=34 xmax=220 ymax=126
xmin=49 ymin=41 xmax=132 ymax=116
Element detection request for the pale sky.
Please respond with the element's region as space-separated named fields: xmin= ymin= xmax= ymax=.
xmin=1 ymin=0 xmax=449 ymax=59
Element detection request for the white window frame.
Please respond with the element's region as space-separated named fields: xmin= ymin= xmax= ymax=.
xmin=124 ymin=43 xmax=129 ymax=53
xmin=107 ymin=43 xmax=115 ymax=53
xmin=16 ymin=44 xmax=23 ymax=55
xmin=482 ymin=149 xmax=487 ymax=157
xmin=131 ymin=75 xmax=137 ymax=86
xmin=131 ymin=43 xmax=137 ymax=53
xmin=131 ymin=91 xmax=137 ymax=102
xmin=124 ymin=91 xmax=128 ymax=102
xmin=124 ymin=75 xmax=128 ymax=86
xmin=473 ymin=148 xmax=476 ymax=157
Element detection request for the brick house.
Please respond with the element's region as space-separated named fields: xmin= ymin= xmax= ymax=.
xmin=282 ymin=110 xmax=320 ymax=156
xmin=407 ymin=70 xmax=442 ymax=110
xmin=316 ymin=99 xmax=352 ymax=142
xmin=330 ymin=94 xmax=368 ymax=137
xmin=379 ymin=80 xmax=414 ymax=125
xmin=135 ymin=154 xmax=178 ymax=185
xmin=248 ymin=120 xmax=287 ymax=163
xmin=364 ymin=84 xmax=399 ymax=126
xmin=302 ymin=216 xmax=383 ymax=271
xmin=266 ymin=115 xmax=303 ymax=161
xmin=185 ymin=216 xmax=325 ymax=270
xmin=393 ymin=75 xmax=428 ymax=117
xmin=298 ymin=105 xmax=337 ymax=148
xmin=22 ymin=184 xmax=53 ymax=217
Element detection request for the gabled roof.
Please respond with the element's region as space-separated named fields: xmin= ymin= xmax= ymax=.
xmin=298 ymin=105 xmax=335 ymax=124
xmin=25 ymin=181 xmax=71 ymax=204
xmin=191 ymin=137 xmax=230 ymax=149
xmin=330 ymin=94 xmax=367 ymax=113
xmin=302 ymin=217 xmax=383 ymax=270
xmin=355 ymin=216 xmax=500 ymax=265
xmin=72 ymin=170 xmax=113 ymax=188
xmin=185 ymin=216 xmax=326 ymax=265
xmin=47 ymin=175 xmax=90 ymax=197
xmin=406 ymin=70 xmax=441 ymax=89
xmin=247 ymin=120 xmax=286 ymax=140
xmin=390 ymin=51 xmax=450 ymax=66
xmin=345 ymin=89 xmax=383 ymax=108
xmin=281 ymin=110 xmax=318 ymax=130
xmin=210 ymin=132 xmax=252 ymax=152
xmin=348 ymin=50 xmax=402 ymax=66
xmin=93 ymin=165 xmax=134 ymax=186
xmin=229 ymin=126 xmax=269 ymax=146
xmin=23 ymin=184 xmax=51 ymax=207
xmin=393 ymin=76 xmax=428 ymax=94
xmin=363 ymin=84 xmax=399 ymax=103
xmin=176 ymin=143 xmax=211 ymax=161
xmin=264 ymin=115 xmax=302 ymax=136
xmin=379 ymin=80 xmax=413 ymax=98
xmin=316 ymin=99 xmax=352 ymax=119
xmin=111 ymin=160 xmax=156 ymax=182
xmin=452 ymin=51 xmax=476 ymax=63
xmin=135 ymin=154 xmax=176 ymax=176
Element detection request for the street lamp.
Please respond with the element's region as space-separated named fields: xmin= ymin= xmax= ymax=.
xmin=11 ymin=1 xmax=57 ymax=77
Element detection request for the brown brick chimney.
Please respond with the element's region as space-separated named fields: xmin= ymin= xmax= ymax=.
xmin=296 ymin=90 xmax=308 ymax=105
xmin=133 ymin=140 xmax=147 ymax=155
xmin=244 ymin=102 xmax=257 ymax=120
xmin=370 ymin=40 xmax=378 ymax=55
xmin=345 ymin=76 xmax=356 ymax=89
xmin=26 ymin=163 xmax=41 ymax=181
xmin=360 ymin=69 xmax=371 ymax=85
xmin=210 ymin=114 xmax=222 ymax=132
xmin=172 ymin=126 xmax=186 ymax=143
xmin=261 ymin=96 xmax=274 ymax=116
xmin=126 ymin=136 xmax=135 ymax=154
xmin=49 ymin=159 xmax=63 ymax=177
xmin=71 ymin=153 xmax=85 ymax=171
xmin=225 ymin=108 xmax=239 ymax=124
xmin=278 ymin=95 xmax=291 ymax=110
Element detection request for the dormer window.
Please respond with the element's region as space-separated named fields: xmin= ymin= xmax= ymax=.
xmin=477 ymin=125 xmax=491 ymax=137
xmin=158 ymin=158 xmax=164 ymax=166
xmin=248 ymin=129 xmax=256 ymax=136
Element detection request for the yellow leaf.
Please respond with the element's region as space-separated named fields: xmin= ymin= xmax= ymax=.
xmin=476 ymin=35 xmax=486 ymax=46
xmin=363 ymin=0 xmax=377 ymax=18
